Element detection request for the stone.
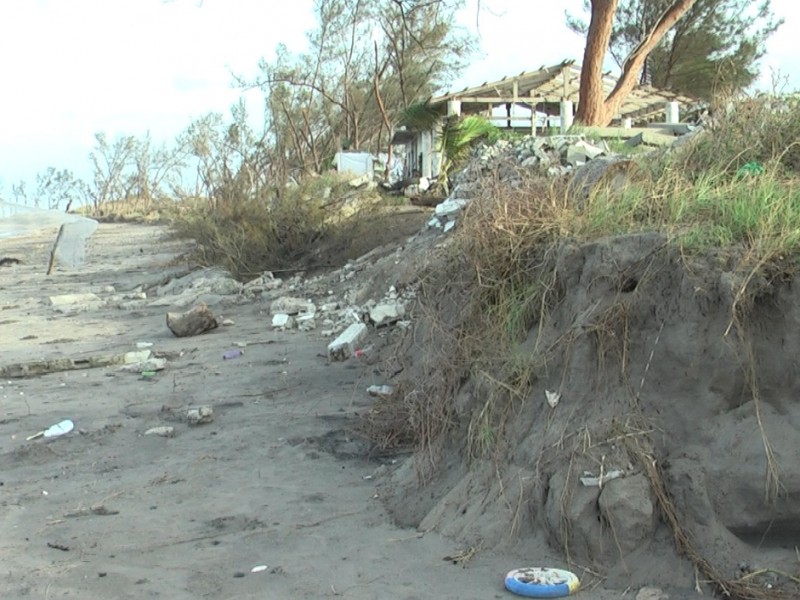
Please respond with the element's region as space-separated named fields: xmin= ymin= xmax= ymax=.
xmin=271 ymin=313 xmax=295 ymax=329
xmin=48 ymin=293 xmax=102 ymax=307
xmin=369 ymin=303 xmax=405 ymax=327
xmin=328 ymin=323 xmax=368 ymax=361
xmin=566 ymin=140 xmax=605 ymax=167
xmin=598 ymin=474 xmax=656 ymax=554
xmin=625 ymin=131 xmax=675 ymax=148
xmin=434 ymin=198 xmax=468 ymax=218
xmin=187 ymin=406 xmax=214 ymax=425
xmin=636 ymin=587 xmax=669 ymax=600
xmin=119 ymin=358 xmax=167 ymax=373
xmin=144 ymin=426 xmax=175 ymax=438
xmin=427 ymin=217 xmax=443 ymax=229
xmin=166 ymin=303 xmax=219 ymax=337
xmin=270 ymin=296 xmax=315 ymax=316
xmin=348 ymin=173 xmax=371 ymax=188
xmin=124 ymin=350 xmax=152 ymax=364
xmin=296 ymin=313 xmax=316 ymax=332
xmin=367 ymin=384 xmax=394 ymax=398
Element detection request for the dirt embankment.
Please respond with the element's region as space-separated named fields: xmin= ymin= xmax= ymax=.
xmin=378 ymin=230 xmax=800 ymax=598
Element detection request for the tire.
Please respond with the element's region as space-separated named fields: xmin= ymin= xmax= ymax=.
xmin=504 ymin=567 xmax=580 ymax=598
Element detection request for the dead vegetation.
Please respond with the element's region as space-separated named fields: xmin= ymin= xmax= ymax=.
xmin=167 ymin=173 xmax=426 ymax=280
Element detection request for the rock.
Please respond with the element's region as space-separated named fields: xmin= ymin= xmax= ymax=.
xmin=636 ymin=587 xmax=669 ymax=600
xmin=48 ymin=293 xmax=102 ymax=307
xmin=272 ymin=313 xmax=295 ymax=329
xmin=598 ymin=474 xmax=656 ymax=554
xmin=166 ymin=303 xmax=219 ymax=337
xmin=566 ymin=140 xmax=605 ymax=167
xmin=187 ymin=406 xmax=214 ymax=425
xmin=434 ymin=198 xmax=469 ymax=218
xmin=625 ymin=131 xmax=675 ymax=148
xmin=568 ymin=157 xmax=632 ymax=210
xmin=124 ymin=350 xmax=152 ymax=364
xmin=119 ymin=358 xmax=167 ymax=373
xmin=348 ymin=173 xmax=371 ymax=188
xmin=144 ymin=426 xmax=175 ymax=438
xmin=296 ymin=313 xmax=316 ymax=332
xmin=369 ymin=303 xmax=405 ymax=327
xmin=328 ymin=323 xmax=368 ymax=361
xmin=270 ymin=296 xmax=315 ymax=315
xmin=367 ymin=384 xmax=394 ymax=398
xmin=153 ymin=269 xmax=241 ymax=306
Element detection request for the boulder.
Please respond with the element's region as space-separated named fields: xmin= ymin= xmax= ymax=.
xmin=598 ymin=474 xmax=656 ymax=554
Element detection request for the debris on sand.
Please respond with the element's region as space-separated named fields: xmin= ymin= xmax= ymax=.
xmin=166 ymin=303 xmax=219 ymax=337
xmin=187 ymin=406 xmax=214 ymax=425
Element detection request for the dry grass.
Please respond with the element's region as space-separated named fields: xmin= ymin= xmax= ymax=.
xmin=168 ymin=173 xmax=423 ymax=280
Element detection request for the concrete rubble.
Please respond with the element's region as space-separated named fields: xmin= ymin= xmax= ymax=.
xmin=424 ymin=127 xmax=696 ymax=231
xmin=328 ymin=323 xmax=368 ymax=361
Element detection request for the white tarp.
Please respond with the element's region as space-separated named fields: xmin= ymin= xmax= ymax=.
xmin=0 ymin=200 xmax=98 ymax=268
xmin=336 ymin=152 xmax=373 ymax=176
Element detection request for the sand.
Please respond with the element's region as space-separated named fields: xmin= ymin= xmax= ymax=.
xmin=0 ymin=223 xmax=555 ymax=599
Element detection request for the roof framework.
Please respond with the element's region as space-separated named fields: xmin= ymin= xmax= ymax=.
xmin=429 ymin=60 xmax=697 ymax=122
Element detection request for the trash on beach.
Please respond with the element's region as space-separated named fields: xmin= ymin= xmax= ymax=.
xmin=187 ymin=406 xmax=214 ymax=425
xmin=579 ymin=469 xmax=625 ymax=487
xmin=367 ymin=384 xmax=394 ymax=398
xmin=250 ymin=565 xmax=268 ymax=573
xmin=223 ymin=349 xmax=244 ymax=360
xmin=27 ymin=419 xmax=75 ymax=441
xmin=144 ymin=426 xmax=175 ymax=437
xmin=545 ymin=390 xmax=561 ymax=408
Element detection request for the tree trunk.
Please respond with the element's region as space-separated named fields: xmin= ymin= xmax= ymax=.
xmin=576 ymin=0 xmax=696 ymax=127
xmin=604 ymin=0 xmax=696 ymax=120
xmin=575 ymin=0 xmax=619 ymax=126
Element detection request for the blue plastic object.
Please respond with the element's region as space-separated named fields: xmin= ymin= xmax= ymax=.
xmin=504 ymin=567 xmax=580 ymax=598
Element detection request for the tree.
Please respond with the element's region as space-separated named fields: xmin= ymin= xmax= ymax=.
xmin=245 ymin=0 xmax=473 ymax=182
xmin=568 ymin=0 xmax=783 ymax=100
xmin=575 ymin=0 xmax=697 ymax=126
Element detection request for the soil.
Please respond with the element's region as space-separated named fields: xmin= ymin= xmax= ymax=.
xmin=2 ymin=219 xmax=795 ymax=599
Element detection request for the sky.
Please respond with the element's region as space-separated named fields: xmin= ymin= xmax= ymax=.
xmin=0 ymin=0 xmax=798 ymax=195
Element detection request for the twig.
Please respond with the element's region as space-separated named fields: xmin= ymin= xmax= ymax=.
xmin=294 ymin=510 xmax=360 ymax=529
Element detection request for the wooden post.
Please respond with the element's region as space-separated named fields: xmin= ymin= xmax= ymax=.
xmin=46 ymin=224 xmax=66 ymax=275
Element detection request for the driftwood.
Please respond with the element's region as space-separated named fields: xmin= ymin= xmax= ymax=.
xmin=166 ymin=303 xmax=218 ymax=337
xmin=46 ymin=224 xmax=66 ymax=275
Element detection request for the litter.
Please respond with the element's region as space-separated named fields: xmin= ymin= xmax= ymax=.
xmin=504 ymin=567 xmax=580 ymax=598
xmin=223 ymin=349 xmax=244 ymax=360
xmin=579 ymin=469 xmax=625 ymax=487
xmin=27 ymin=419 xmax=75 ymax=441
xmin=545 ymin=390 xmax=561 ymax=408
xmin=251 ymin=565 xmax=268 ymax=573
xmin=144 ymin=426 xmax=175 ymax=437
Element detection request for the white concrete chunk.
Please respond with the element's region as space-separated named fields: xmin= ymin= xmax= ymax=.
xmin=369 ymin=303 xmax=405 ymax=326
xmin=272 ymin=313 xmax=295 ymax=329
xmin=270 ymin=296 xmax=315 ymax=315
xmin=328 ymin=323 xmax=368 ymax=361
xmin=434 ymin=198 xmax=468 ymax=217
xmin=48 ymin=293 xmax=102 ymax=306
